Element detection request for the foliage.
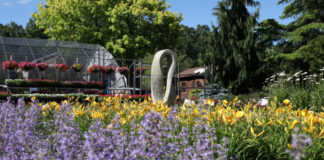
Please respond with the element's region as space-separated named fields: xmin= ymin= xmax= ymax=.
xmin=0 ymin=18 xmax=48 ymax=39
xmin=264 ymin=70 xmax=324 ymax=112
xmin=34 ymin=0 xmax=182 ymax=59
xmin=198 ymin=84 xmax=231 ymax=100
xmin=207 ymin=0 xmax=262 ymax=93
xmin=189 ymin=89 xmax=203 ymax=99
xmin=271 ymin=0 xmax=324 ymax=72
xmin=174 ymin=25 xmax=211 ymax=70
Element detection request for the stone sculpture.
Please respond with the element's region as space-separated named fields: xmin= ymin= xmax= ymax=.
xmin=151 ymin=49 xmax=177 ymax=106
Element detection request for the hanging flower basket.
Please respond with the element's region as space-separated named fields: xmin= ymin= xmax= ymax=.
xmin=55 ymin=63 xmax=69 ymax=72
xmin=19 ymin=61 xmax=35 ymax=71
xmin=70 ymin=63 xmax=83 ymax=72
xmin=135 ymin=67 xmax=147 ymax=75
xmin=88 ymin=64 xmax=102 ymax=74
xmin=118 ymin=66 xmax=129 ymax=75
xmin=2 ymin=60 xmax=18 ymax=70
xmin=36 ymin=62 xmax=48 ymax=71
xmin=101 ymin=66 xmax=115 ymax=74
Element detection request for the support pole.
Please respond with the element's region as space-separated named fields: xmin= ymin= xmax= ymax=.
xmin=140 ymin=59 xmax=142 ymax=95
xmin=133 ymin=60 xmax=136 ymax=95
xmin=204 ymin=64 xmax=206 ymax=99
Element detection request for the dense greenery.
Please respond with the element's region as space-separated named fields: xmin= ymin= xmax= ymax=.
xmin=33 ymin=0 xmax=182 ymax=60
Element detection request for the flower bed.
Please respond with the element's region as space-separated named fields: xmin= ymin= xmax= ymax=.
xmin=0 ymin=96 xmax=322 ymax=159
xmin=5 ymin=79 xmax=106 ymax=89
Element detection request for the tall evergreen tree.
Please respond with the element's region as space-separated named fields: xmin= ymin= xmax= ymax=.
xmin=209 ymin=0 xmax=261 ymax=93
xmin=272 ymin=0 xmax=324 ymax=72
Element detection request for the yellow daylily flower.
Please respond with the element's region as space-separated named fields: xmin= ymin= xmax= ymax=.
xmin=223 ymin=100 xmax=228 ymax=106
xmin=85 ymin=96 xmax=91 ymax=102
xmin=283 ymin=99 xmax=290 ymax=105
xmin=206 ymin=99 xmax=214 ymax=106
xmin=31 ymin=96 xmax=36 ymax=101
xmin=277 ymin=120 xmax=284 ymax=125
xmin=290 ymin=120 xmax=299 ymax=130
xmin=250 ymin=127 xmax=257 ymax=137
xmin=120 ymin=117 xmax=126 ymax=124
xmin=257 ymin=130 xmax=265 ymax=137
xmin=236 ymin=111 xmax=244 ymax=118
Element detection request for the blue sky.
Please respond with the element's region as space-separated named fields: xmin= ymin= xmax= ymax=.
xmin=0 ymin=0 xmax=294 ymax=27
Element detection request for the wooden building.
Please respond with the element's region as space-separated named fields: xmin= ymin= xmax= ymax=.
xmin=178 ymin=67 xmax=207 ymax=99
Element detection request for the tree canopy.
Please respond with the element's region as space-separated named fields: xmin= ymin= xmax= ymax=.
xmin=34 ymin=0 xmax=182 ymax=59
xmin=206 ymin=0 xmax=261 ymax=93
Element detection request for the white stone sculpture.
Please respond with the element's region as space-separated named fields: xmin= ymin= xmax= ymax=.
xmin=151 ymin=49 xmax=177 ymax=106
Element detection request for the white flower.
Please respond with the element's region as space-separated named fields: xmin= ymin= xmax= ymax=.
xmin=184 ymin=99 xmax=195 ymax=106
xmin=302 ymin=72 xmax=308 ymax=75
xmin=286 ymin=77 xmax=293 ymax=82
xmin=296 ymin=78 xmax=300 ymax=81
xmin=278 ymin=72 xmax=286 ymax=77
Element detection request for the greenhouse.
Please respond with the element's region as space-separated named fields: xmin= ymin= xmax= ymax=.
xmin=0 ymin=36 xmax=126 ymax=93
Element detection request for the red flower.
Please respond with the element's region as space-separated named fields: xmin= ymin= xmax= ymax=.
xmin=134 ymin=67 xmax=147 ymax=75
xmin=101 ymin=66 xmax=116 ymax=74
xmin=118 ymin=66 xmax=129 ymax=75
xmin=36 ymin=63 xmax=48 ymax=71
xmin=19 ymin=61 xmax=35 ymax=71
xmin=70 ymin=64 xmax=83 ymax=72
xmin=2 ymin=60 xmax=18 ymax=70
xmin=55 ymin=63 xmax=69 ymax=72
xmin=88 ymin=65 xmax=102 ymax=74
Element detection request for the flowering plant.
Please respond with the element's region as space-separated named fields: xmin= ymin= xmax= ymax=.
xmin=55 ymin=63 xmax=69 ymax=72
xmin=18 ymin=61 xmax=35 ymax=71
xmin=118 ymin=66 xmax=129 ymax=75
xmin=2 ymin=60 xmax=18 ymax=70
xmin=101 ymin=66 xmax=115 ymax=74
xmin=88 ymin=65 xmax=102 ymax=74
xmin=135 ymin=67 xmax=147 ymax=75
xmin=70 ymin=64 xmax=83 ymax=72
xmin=36 ymin=62 xmax=48 ymax=71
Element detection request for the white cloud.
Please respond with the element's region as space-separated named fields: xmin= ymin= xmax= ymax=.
xmin=18 ymin=0 xmax=32 ymax=5
xmin=2 ymin=2 xmax=12 ymax=6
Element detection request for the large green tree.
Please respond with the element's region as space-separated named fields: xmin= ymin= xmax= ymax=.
xmin=0 ymin=22 xmax=26 ymax=37
xmin=34 ymin=0 xmax=182 ymax=59
xmin=173 ymin=25 xmax=211 ymax=71
xmin=25 ymin=17 xmax=49 ymax=39
xmin=207 ymin=0 xmax=261 ymax=93
xmin=271 ymin=0 xmax=324 ymax=72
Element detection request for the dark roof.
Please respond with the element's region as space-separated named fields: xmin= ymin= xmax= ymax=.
xmin=179 ymin=67 xmax=204 ymax=78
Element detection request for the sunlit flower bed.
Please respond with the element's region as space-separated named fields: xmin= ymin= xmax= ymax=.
xmin=1 ymin=96 xmax=323 ymax=159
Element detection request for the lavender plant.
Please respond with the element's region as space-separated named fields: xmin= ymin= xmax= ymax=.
xmin=286 ymin=128 xmax=313 ymax=160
